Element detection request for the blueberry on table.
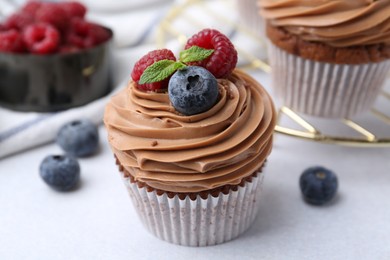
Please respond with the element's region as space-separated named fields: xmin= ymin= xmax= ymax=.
xmin=57 ymin=119 xmax=99 ymax=157
xmin=168 ymin=66 xmax=219 ymax=116
xmin=300 ymin=166 xmax=338 ymax=205
xmin=39 ymin=155 xmax=80 ymax=191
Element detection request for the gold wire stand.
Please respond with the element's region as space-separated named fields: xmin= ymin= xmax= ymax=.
xmin=157 ymin=0 xmax=390 ymax=148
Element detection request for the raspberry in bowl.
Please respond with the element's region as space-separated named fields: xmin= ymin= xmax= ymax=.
xmin=0 ymin=1 xmax=113 ymax=112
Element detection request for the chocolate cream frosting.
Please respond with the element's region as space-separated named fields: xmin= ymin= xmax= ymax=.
xmin=259 ymin=0 xmax=390 ymax=47
xmin=104 ymin=69 xmax=276 ymax=193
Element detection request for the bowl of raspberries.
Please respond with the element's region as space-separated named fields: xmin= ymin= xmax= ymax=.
xmin=0 ymin=1 xmax=113 ymax=112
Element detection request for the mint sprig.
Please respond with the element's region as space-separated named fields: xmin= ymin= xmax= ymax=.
xmin=139 ymin=60 xmax=186 ymax=84
xmin=139 ymin=46 xmax=214 ymax=84
xmin=180 ymin=46 xmax=214 ymax=63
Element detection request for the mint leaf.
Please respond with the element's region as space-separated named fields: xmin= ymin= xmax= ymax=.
xmin=139 ymin=60 xmax=186 ymax=84
xmin=180 ymin=46 xmax=214 ymax=63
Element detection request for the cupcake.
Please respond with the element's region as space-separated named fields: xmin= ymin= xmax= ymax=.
xmin=104 ymin=29 xmax=276 ymax=246
xmin=259 ymin=0 xmax=390 ymax=118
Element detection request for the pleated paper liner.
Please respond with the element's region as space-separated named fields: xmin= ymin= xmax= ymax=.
xmin=117 ymin=161 xmax=265 ymax=247
xmin=268 ymin=44 xmax=390 ymax=118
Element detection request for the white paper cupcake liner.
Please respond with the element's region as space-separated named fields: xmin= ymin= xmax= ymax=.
xmin=121 ymin=172 xmax=264 ymax=246
xmin=269 ymin=43 xmax=390 ymax=118
xmin=236 ymin=0 xmax=265 ymax=37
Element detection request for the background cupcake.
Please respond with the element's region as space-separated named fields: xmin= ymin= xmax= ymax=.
xmin=259 ymin=0 xmax=390 ymax=118
xmin=104 ymin=29 xmax=276 ymax=246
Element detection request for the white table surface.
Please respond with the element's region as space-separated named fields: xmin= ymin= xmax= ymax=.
xmin=1 ymin=70 xmax=390 ymax=259
xmin=1 ymin=1 xmax=390 ymax=259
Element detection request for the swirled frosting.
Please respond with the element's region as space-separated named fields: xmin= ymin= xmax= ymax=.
xmin=104 ymin=69 xmax=276 ymax=193
xmin=259 ymin=0 xmax=390 ymax=47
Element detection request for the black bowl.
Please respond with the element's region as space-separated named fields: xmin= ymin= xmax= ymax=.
xmin=0 ymin=29 xmax=113 ymax=112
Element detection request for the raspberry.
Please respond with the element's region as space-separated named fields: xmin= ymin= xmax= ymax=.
xmin=0 ymin=29 xmax=25 ymax=53
xmin=35 ymin=3 xmax=68 ymax=31
xmin=65 ymin=18 xmax=87 ymax=47
xmin=85 ymin=23 xmax=110 ymax=46
xmin=4 ymin=12 xmax=34 ymax=30
xmin=185 ymin=29 xmax=237 ymax=78
xmin=21 ymin=1 xmax=43 ymax=15
xmin=131 ymin=49 xmax=176 ymax=91
xmin=23 ymin=23 xmax=60 ymax=54
xmin=66 ymin=18 xmax=110 ymax=48
xmin=60 ymin=2 xmax=87 ymax=18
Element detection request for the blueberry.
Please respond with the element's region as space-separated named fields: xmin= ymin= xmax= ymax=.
xmin=39 ymin=155 xmax=80 ymax=191
xmin=56 ymin=119 xmax=99 ymax=157
xmin=300 ymin=166 xmax=338 ymax=205
xmin=168 ymin=66 xmax=219 ymax=116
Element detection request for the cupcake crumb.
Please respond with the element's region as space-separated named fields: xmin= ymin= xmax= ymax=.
xmin=151 ymin=140 xmax=158 ymax=147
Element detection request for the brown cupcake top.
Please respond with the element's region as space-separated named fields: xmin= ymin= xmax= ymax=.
xmin=104 ymin=69 xmax=276 ymax=193
xmin=259 ymin=0 xmax=390 ymax=47
xmin=266 ymin=24 xmax=390 ymax=64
